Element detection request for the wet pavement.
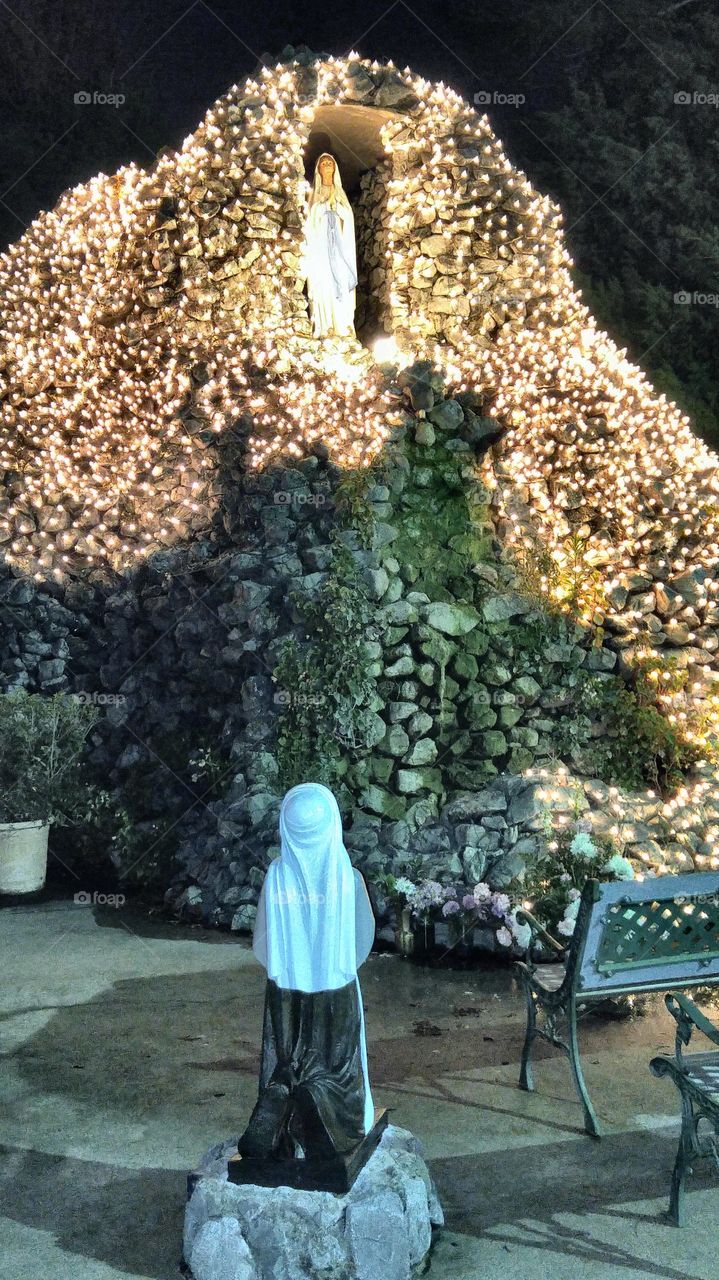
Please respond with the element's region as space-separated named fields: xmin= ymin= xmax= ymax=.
xmin=1 ymin=897 xmax=718 ymax=1279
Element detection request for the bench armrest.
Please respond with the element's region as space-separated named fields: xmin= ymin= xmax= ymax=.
xmin=665 ymin=992 xmax=719 ymax=1064
xmin=515 ymin=908 xmax=566 ymax=958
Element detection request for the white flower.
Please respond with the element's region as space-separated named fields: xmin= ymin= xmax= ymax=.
xmin=570 ymin=832 xmax=597 ymax=858
xmin=564 ymin=897 xmax=580 ymax=922
xmin=496 ymin=926 xmax=513 ymax=948
xmin=473 ymin=882 xmax=491 ymax=903
xmin=557 ymin=916 xmax=576 ymax=937
xmin=393 ymin=876 xmax=416 ymax=898
xmin=509 ymin=913 xmax=532 ymax=950
xmin=604 ymin=853 xmax=635 ymax=881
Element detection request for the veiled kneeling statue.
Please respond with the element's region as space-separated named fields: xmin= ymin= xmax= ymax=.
xmin=232 ymin=783 xmax=384 ymax=1190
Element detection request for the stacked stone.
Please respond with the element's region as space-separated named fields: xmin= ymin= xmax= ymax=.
xmin=154 ymin=56 xmax=548 ymax=353
xmin=2 ymin=49 xmax=719 ymax=920
xmin=0 ymin=51 xmax=566 ymax=576
xmin=0 ymin=564 xmax=80 ymax=693
xmin=491 ymin=407 xmax=719 ymax=690
xmin=184 ymin=1125 xmax=442 ymax=1280
xmin=353 ymin=162 xmax=391 ymax=336
xmin=0 ymin=373 xmax=708 ymax=924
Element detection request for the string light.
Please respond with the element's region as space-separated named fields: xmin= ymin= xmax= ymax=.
xmin=1 ymin=54 xmax=718 ymax=864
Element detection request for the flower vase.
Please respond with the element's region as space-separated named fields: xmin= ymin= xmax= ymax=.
xmin=412 ymin=915 xmax=436 ymax=962
xmin=395 ymin=905 xmax=415 ymax=957
xmin=446 ymin=918 xmax=474 ymax=963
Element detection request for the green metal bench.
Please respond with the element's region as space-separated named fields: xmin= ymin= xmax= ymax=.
xmin=651 ymin=993 xmax=719 ymax=1225
xmin=515 ymin=874 xmax=719 ymax=1139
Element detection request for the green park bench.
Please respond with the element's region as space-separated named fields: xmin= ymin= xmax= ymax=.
xmin=515 ymin=874 xmax=719 ymax=1149
xmin=651 ymin=992 xmax=719 ymax=1225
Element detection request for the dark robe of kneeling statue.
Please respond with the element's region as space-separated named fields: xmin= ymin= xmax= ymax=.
xmin=238 ymin=782 xmax=376 ymax=1167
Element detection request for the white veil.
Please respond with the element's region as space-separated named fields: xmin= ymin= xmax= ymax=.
xmin=251 ymin=782 xmax=376 ymax=1133
xmin=252 ymin=782 xmax=375 ymax=994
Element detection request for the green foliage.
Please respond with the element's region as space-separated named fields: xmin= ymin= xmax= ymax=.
xmin=188 ymin=744 xmax=227 ymax=789
xmin=333 ymin=465 xmax=378 ymax=548
xmin=275 ymin=543 xmax=379 ymax=791
xmin=510 ymin=526 xmax=608 ymax=624
xmin=0 ymin=689 xmax=104 ymax=824
xmin=391 ymin=435 xmax=491 ymax=600
xmin=521 ymin=811 xmax=632 ymax=935
xmin=553 ymin=664 xmax=701 ymax=793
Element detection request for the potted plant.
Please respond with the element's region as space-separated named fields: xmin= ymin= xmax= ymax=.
xmin=0 ymin=689 xmax=101 ymax=896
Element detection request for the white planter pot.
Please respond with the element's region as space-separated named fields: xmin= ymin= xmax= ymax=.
xmin=0 ymin=820 xmax=50 ymax=895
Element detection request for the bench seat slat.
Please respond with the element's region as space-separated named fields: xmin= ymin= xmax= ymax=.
xmin=681 ymin=1051 xmax=719 ymax=1104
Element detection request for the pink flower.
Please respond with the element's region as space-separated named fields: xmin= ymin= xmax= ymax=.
xmin=442 ymin=899 xmax=461 ymax=917
xmin=462 ymin=894 xmax=477 ymax=911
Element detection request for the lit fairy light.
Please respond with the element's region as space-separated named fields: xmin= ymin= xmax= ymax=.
xmin=1 ymin=52 xmax=718 ymax=804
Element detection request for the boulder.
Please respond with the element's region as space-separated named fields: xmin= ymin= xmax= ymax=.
xmin=422 ymin=601 xmax=482 ymax=636
xmin=184 ymin=1127 xmax=442 ymax=1280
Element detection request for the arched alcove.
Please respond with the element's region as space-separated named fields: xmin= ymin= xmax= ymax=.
xmin=303 ymin=103 xmax=397 ymax=192
xmin=303 ymin=103 xmax=400 ymax=344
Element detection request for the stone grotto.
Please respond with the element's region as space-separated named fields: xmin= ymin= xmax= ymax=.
xmin=1 ymin=46 xmax=719 ymax=934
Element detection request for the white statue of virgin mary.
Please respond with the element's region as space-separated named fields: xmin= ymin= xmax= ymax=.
xmin=239 ymin=782 xmax=376 ymax=1161
xmin=301 ymin=153 xmax=358 ymax=340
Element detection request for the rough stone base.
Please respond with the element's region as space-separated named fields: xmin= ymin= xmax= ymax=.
xmin=183 ymin=1125 xmax=444 ymax=1280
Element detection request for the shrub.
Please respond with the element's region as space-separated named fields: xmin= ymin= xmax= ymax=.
xmin=0 ymin=690 xmax=102 ymax=824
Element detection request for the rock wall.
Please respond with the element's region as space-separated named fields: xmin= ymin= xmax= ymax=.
xmin=1 ymin=47 xmax=718 ymax=921
xmin=4 ymin=360 xmax=714 ymax=931
xmin=0 ymin=49 xmax=567 ymax=577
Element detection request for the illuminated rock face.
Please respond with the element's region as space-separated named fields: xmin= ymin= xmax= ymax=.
xmin=2 ymin=49 xmax=719 ymax=890
xmin=0 ymin=50 xmax=585 ymax=582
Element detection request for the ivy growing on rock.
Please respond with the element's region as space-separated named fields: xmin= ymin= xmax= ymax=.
xmin=553 ymin=664 xmax=702 ymax=793
xmin=274 ymin=542 xmax=380 ymax=794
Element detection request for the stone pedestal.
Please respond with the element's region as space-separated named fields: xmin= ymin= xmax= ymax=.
xmin=184 ymin=1125 xmax=443 ymax=1280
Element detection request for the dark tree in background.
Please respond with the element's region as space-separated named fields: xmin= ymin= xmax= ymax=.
xmin=0 ymin=0 xmax=716 ymax=440
xmin=501 ymin=0 xmax=719 ymax=440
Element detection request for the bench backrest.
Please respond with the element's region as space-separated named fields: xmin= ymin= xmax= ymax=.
xmin=571 ymin=873 xmax=719 ymax=997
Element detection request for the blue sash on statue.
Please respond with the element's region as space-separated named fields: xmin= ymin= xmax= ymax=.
xmin=324 ymin=208 xmax=357 ymax=301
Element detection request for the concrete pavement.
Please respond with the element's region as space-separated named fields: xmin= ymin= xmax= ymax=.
xmin=1 ymin=896 xmax=718 ymax=1279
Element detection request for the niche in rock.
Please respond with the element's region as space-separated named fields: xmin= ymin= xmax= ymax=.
xmin=303 ymin=103 xmax=399 ymax=344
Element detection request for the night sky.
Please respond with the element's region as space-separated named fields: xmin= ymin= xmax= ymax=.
xmin=0 ymin=1 xmax=571 ymax=248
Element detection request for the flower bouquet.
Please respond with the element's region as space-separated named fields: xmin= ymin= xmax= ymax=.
xmin=379 ymin=872 xmax=531 ymax=961
xmin=520 ymin=817 xmax=635 ymax=953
